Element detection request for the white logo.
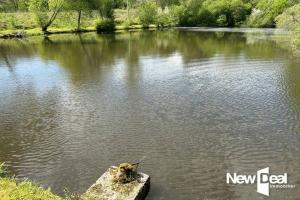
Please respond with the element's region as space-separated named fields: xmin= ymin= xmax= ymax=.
xmin=226 ymin=167 xmax=295 ymax=196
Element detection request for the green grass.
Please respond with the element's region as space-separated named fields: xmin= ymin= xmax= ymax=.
xmin=0 ymin=11 xmax=97 ymax=37
xmin=0 ymin=162 xmax=83 ymax=200
xmin=0 ymin=12 xmax=36 ymax=30
xmin=0 ymin=162 xmax=61 ymax=200
xmin=114 ymin=9 xmax=139 ymax=25
xmin=0 ymin=10 xmax=142 ymax=31
xmin=0 ymin=178 xmax=61 ymax=200
xmin=0 ymin=9 xmax=157 ymax=38
xmin=0 ymin=12 xmax=98 ymax=31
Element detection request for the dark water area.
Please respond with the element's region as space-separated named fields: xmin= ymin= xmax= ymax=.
xmin=0 ymin=29 xmax=300 ymax=199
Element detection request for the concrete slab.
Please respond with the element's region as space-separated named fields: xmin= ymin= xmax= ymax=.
xmin=81 ymin=166 xmax=150 ymax=200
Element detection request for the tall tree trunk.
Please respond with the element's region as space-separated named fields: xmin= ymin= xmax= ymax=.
xmin=42 ymin=26 xmax=48 ymax=32
xmin=99 ymin=10 xmax=104 ymax=19
xmin=12 ymin=0 xmax=18 ymax=11
xmin=77 ymin=10 xmax=82 ymax=31
xmin=127 ymin=0 xmax=130 ymax=21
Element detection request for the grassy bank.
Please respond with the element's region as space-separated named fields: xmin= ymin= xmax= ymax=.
xmin=0 ymin=9 xmax=157 ymax=38
xmin=0 ymin=25 xmax=158 ymax=38
xmin=0 ymin=163 xmax=61 ymax=200
xmin=0 ymin=162 xmax=83 ymax=200
xmin=0 ymin=178 xmax=61 ymax=200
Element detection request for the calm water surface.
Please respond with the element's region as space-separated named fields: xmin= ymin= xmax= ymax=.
xmin=0 ymin=29 xmax=300 ymax=200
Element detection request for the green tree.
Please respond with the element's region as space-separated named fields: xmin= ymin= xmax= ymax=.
xmin=64 ymin=0 xmax=92 ymax=30
xmin=0 ymin=0 xmax=16 ymax=11
xmin=276 ymin=3 xmax=300 ymax=30
xmin=90 ymin=0 xmax=117 ymax=19
xmin=0 ymin=0 xmax=30 ymax=11
xmin=157 ymin=0 xmax=179 ymax=9
xmin=175 ymin=0 xmax=204 ymax=26
xmin=276 ymin=3 xmax=300 ymax=55
xmin=138 ymin=0 xmax=158 ymax=26
xmin=29 ymin=0 xmax=65 ymax=32
xmin=125 ymin=0 xmax=137 ymax=24
xmin=247 ymin=0 xmax=291 ymax=27
xmin=202 ymin=0 xmax=252 ymax=27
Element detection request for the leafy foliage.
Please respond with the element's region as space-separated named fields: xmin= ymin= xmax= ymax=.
xmin=276 ymin=3 xmax=300 ymax=55
xmin=247 ymin=0 xmax=292 ymax=27
xmin=0 ymin=0 xmax=300 ymax=31
xmin=96 ymin=18 xmax=115 ymax=31
xmin=157 ymin=11 xmax=172 ymax=27
xmin=0 ymin=0 xmax=28 ymax=11
xmin=175 ymin=0 xmax=204 ymax=26
xmin=91 ymin=0 xmax=118 ymax=19
xmin=276 ymin=3 xmax=300 ymax=30
xmin=138 ymin=0 xmax=158 ymax=26
xmin=202 ymin=0 xmax=252 ymax=27
xmin=163 ymin=0 xmax=251 ymax=27
xmin=28 ymin=0 xmax=65 ymax=31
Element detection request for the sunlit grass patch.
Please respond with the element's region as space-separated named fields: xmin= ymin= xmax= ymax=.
xmin=0 ymin=163 xmax=61 ymax=200
xmin=0 ymin=178 xmax=61 ymax=200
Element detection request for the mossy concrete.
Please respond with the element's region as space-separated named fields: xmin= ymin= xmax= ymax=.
xmin=81 ymin=166 xmax=150 ymax=200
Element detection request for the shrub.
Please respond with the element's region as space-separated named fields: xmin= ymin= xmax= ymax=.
xmin=96 ymin=18 xmax=115 ymax=32
xmin=276 ymin=3 xmax=300 ymax=56
xmin=216 ymin=14 xmax=227 ymax=26
xmin=157 ymin=12 xmax=172 ymax=27
xmin=276 ymin=3 xmax=300 ymax=31
xmin=169 ymin=5 xmax=186 ymax=26
xmin=138 ymin=0 xmax=158 ymax=27
xmin=201 ymin=0 xmax=251 ymax=27
xmin=247 ymin=0 xmax=290 ymax=27
xmin=176 ymin=0 xmax=203 ymax=26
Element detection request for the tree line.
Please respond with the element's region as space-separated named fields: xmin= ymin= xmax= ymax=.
xmin=0 ymin=0 xmax=299 ymax=32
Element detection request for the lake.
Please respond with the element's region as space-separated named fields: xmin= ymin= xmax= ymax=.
xmin=0 ymin=29 xmax=300 ymax=199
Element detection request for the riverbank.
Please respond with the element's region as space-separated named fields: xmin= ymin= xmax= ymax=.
xmin=0 ymin=163 xmax=61 ymax=200
xmin=0 ymin=9 xmax=162 ymax=39
xmin=0 ymin=178 xmax=61 ymax=200
xmin=0 ymin=162 xmax=150 ymax=200
xmin=0 ymin=24 xmax=159 ymax=39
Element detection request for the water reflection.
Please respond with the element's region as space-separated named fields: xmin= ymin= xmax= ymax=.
xmin=0 ymin=29 xmax=300 ymax=200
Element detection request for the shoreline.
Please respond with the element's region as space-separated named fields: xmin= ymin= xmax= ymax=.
xmin=0 ymin=26 xmax=286 ymax=39
xmin=0 ymin=24 xmax=159 ymax=39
